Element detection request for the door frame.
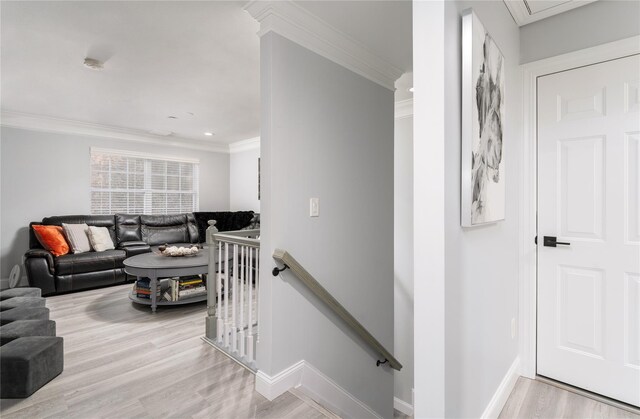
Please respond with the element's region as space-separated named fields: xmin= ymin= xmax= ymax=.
xmin=518 ymin=35 xmax=640 ymax=379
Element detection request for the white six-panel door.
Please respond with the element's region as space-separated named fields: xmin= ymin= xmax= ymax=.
xmin=537 ymin=54 xmax=640 ymax=407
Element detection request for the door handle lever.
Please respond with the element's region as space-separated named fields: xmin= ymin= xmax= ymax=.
xmin=543 ymin=236 xmax=570 ymax=247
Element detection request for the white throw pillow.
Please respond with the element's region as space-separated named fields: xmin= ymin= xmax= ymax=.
xmin=87 ymin=226 xmax=115 ymax=252
xmin=62 ymin=223 xmax=91 ymax=254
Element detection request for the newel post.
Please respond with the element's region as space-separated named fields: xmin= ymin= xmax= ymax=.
xmin=205 ymin=220 xmax=219 ymax=339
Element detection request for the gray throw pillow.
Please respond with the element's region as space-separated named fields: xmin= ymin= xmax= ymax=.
xmin=62 ymin=223 xmax=91 ymax=254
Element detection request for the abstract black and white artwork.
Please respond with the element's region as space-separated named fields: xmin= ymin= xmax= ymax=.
xmin=461 ymin=9 xmax=505 ymax=226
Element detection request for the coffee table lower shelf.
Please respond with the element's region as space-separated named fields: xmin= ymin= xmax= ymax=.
xmin=128 ymin=291 xmax=207 ymax=306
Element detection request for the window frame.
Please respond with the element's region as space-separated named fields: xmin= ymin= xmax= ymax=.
xmin=89 ymin=147 xmax=200 ymax=215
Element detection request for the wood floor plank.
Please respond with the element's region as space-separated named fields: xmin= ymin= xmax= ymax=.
xmin=499 ymin=377 xmax=640 ymax=419
xmin=0 ymin=284 xmax=332 ymax=419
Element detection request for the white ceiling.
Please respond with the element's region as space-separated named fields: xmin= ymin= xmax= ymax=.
xmin=1 ymin=1 xmax=261 ymax=144
xmin=1 ymin=1 xmax=412 ymax=147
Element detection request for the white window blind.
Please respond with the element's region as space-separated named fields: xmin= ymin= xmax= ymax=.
xmin=90 ymin=148 xmax=199 ymax=215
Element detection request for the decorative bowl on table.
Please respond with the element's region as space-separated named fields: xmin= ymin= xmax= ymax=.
xmin=156 ymin=245 xmax=200 ymax=257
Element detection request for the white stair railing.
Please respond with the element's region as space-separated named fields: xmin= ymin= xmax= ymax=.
xmin=205 ymin=221 xmax=260 ymax=369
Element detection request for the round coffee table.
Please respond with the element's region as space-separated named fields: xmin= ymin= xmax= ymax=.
xmin=123 ymin=251 xmax=209 ymax=313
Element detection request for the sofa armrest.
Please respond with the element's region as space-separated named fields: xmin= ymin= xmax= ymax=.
xmin=117 ymin=241 xmax=151 ymax=257
xmin=24 ymin=249 xmax=54 ymax=274
xmin=24 ymin=254 xmax=56 ymax=296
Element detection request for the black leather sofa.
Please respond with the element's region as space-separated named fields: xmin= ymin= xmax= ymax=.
xmin=24 ymin=212 xmax=255 ymax=296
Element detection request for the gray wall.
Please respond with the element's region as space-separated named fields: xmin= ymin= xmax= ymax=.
xmin=0 ymin=126 xmax=230 ymax=279
xmin=443 ymin=2 xmax=521 ymax=417
xmin=230 ymin=146 xmax=260 ymax=212
xmin=258 ymin=33 xmax=394 ymax=418
xmin=394 ymin=113 xmax=413 ymax=406
xmin=520 ymin=0 xmax=640 ymax=63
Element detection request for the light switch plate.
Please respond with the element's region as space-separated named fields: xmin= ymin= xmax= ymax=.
xmin=310 ymin=198 xmax=319 ymax=217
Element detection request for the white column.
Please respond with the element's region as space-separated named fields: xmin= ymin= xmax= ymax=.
xmin=205 ymin=220 xmax=219 ymax=340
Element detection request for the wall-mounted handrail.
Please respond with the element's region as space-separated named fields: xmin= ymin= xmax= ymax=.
xmin=272 ymin=248 xmax=402 ymax=371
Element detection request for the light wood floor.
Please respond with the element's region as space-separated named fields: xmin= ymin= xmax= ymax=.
xmin=0 ymin=284 xmax=333 ymax=419
xmin=499 ymin=377 xmax=640 ymax=419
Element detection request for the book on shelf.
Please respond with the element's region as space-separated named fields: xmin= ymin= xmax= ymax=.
xmin=167 ymin=275 xmax=206 ymax=301
xmin=132 ymin=281 xmax=160 ymax=299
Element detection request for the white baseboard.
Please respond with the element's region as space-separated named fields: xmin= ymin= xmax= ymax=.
xmin=255 ymin=360 xmax=304 ymax=401
xmin=255 ymin=360 xmax=382 ymax=419
xmin=481 ymin=356 xmax=521 ymax=419
xmin=394 ymin=396 xmax=413 ymax=416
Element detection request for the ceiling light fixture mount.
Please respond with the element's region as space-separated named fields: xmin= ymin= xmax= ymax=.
xmin=83 ymin=57 xmax=104 ymax=71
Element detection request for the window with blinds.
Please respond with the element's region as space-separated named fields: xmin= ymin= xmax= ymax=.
xmin=90 ymin=148 xmax=199 ymax=215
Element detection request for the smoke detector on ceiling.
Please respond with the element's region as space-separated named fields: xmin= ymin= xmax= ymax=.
xmin=83 ymin=58 xmax=104 ymax=70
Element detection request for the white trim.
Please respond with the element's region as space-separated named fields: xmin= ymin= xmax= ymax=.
xmin=480 ymin=357 xmax=521 ymax=419
xmin=519 ymin=36 xmax=640 ymax=379
xmin=90 ymin=147 xmax=200 ymax=164
xmin=393 ymin=396 xmax=413 ymax=416
xmin=0 ymin=111 xmax=229 ymax=154
xmin=229 ymin=137 xmax=260 ymax=154
xmin=503 ymin=0 xmax=597 ymax=27
xmin=244 ymin=1 xmax=403 ymax=91
xmin=394 ymin=99 xmax=413 ymax=120
xmin=255 ymin=360 xmax=305 ymax=401
xmin=255 ymin=360 xmax=381 ymax=419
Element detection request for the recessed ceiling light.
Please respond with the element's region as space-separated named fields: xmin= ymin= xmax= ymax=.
xmin=204 ymin=132 xmax=214 ymax=136
xmin=83 ymin=57 xmax=104 ymax=70
xmin=408 ymin=87 xmax=414 ymax=93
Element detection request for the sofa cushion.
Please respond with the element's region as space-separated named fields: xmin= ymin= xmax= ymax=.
xmin=0 ymin=320 xmax=56 ymax=346
xmin=0 ymin=337 xmax=64 ymax=398
xmin=54 ymin=249 xmax=126 ymax=275
xmin=1 ymin=307 xmax=49 ymax=326
xmin=55 ymin=268 xmax=127 ymax=293
xmin=115 ymin=214 xmax=141 ymax=244
xmin=140 ymin=215 xmax=189 ymax=245
xmin=0 ymin=288 xmax=42 ymax=301
xmin=0 ymin=297 xmax=46 ymax=312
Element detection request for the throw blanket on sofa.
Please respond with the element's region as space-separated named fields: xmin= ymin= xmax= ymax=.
xmin=192 ymin=211 xmax=255 ymax=241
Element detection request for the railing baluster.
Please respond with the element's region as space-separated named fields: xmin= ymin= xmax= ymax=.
xmin=255 ymin=246 xmax=260 ymax=345
xmin=246 ymin=246 xmax=254 ymax=363
xmin=231 ymin=244 xmax=238 ymax=352
xmin=224 ymin=243 xmax=230 ymax=348
xmin=239 ymin=245 xmax=246 ymax=358
xmin=217 ymin=240 xmax=223 ymax=343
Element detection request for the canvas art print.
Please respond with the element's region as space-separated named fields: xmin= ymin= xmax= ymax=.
xmin=461 ymin=10 xmax=505 ymax=226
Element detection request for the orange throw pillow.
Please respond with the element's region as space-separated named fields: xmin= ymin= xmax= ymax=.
xmin=32 ymin=225 xmax=70 ymax=257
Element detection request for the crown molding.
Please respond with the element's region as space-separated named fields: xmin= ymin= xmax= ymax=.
xmin=395 ymin=99 xmax=413 ymax=120
xmin=0 ymin=111 xmax=230 ymax=154
xmin=244 ymin=1 xmax=403 ymax=91
xmin=229 ymin=136 xmax=260 ymax=154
